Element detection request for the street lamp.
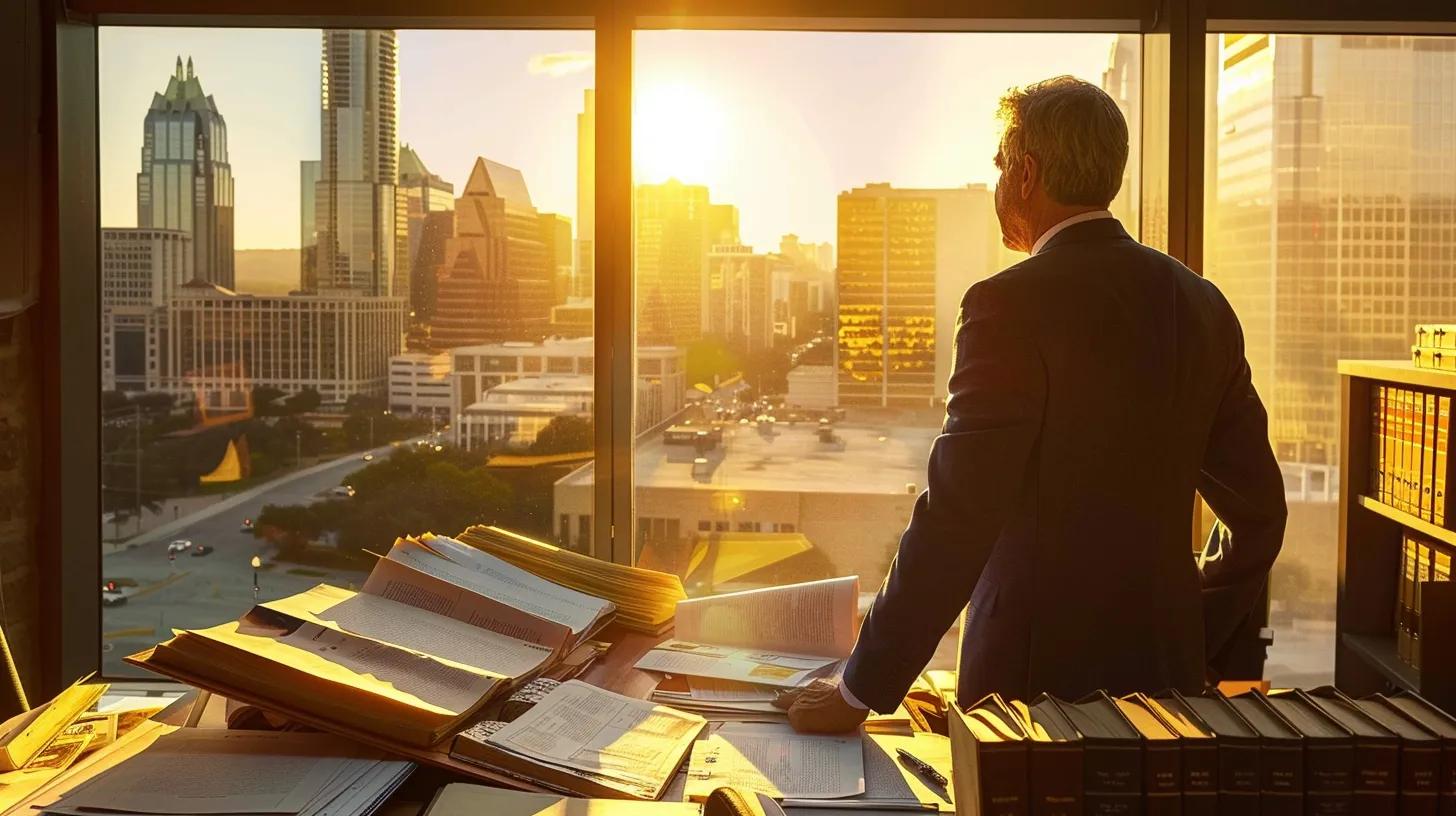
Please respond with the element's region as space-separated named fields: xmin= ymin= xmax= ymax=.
xmin=251 ymin=555 xmax=262 ymax=602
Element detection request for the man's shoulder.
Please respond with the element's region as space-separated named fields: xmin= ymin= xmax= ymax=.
xmin=975 ymin=239 xmax=1222 ymax=302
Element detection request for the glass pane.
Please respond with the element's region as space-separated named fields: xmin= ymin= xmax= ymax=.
xmin=631 ymin=31 xmax=1144 ymax=670
xmin=1204 ymin=33 xmax=1456 ymax=686
xmin=98 ymin=27 xmax=594 ymax=675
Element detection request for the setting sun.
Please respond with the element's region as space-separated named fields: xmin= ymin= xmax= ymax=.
xmin=633 ymin=78 xmax=724 ymax=185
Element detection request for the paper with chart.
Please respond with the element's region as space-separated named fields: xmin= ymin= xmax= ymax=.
xmin=482 ymin=681 xmax=705 ymax=787
xmin=262 ymin=584 xmax=555 ymax=680
xmin=683 ymin=723 xmax=864 ymax=801
xmin=635 ymin=641 xmax=839 ymax=688
xmin=673 ymin=576 xmax=859 ymax=657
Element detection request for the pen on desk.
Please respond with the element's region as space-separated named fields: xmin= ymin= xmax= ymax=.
xmin=895 ymin=748 xmax=948 ymax=789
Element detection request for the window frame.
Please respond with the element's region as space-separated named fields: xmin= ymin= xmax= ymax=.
xmin=40 ymin=0 xmax=1456 ymax=692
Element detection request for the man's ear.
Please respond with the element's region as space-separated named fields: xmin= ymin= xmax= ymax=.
xmin=1019 ymin=154 xmax=1038 ymax=200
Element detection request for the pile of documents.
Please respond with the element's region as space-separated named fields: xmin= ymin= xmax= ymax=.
xmin=43 ymin=730 xmax=412 ymax=816
xmin=455 ymin=525 xmax=687 ymax=633
xmin=425 ymin=783 xmax=699 ymax=816
xmin=449 ymin=680 xmax=705 ymax=800
xmin=636 ymin=576 xmax=859 ymax=716
xmin=130 ymin=533 xmax=619 ymax=747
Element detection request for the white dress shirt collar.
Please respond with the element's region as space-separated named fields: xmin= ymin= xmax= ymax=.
xmin=1030 ymin=209 xmax=1116 ymax=255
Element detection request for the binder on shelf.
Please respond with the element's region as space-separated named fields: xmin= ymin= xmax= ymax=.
xmin=1173 ymin=691 xmax=1261 ymax=816
xmin=1354 ymin=695 xmax=1441 ymax=815
xmin=1265 ymin=690 xmax=1355 ymax=816
xmin=1436 ymin=394 xmax=1450 ymax=526
xmin=1016 ymin=695 xmax=1085 ymax=816
xmin=949 ymin=694 xmax=1030 ymax=816
xmin=1226 ymin=691 xmax=1304 ymax=816
xmin=1303 ymin=687 xmax=1398 ymax=816
xmin=1116 ymin=694 xmax=1183 ymax=816
xmin=1386 ymin=693 xmax=1456 ymax=816
xmin=1057 ymin=692 xmax=1143 ymax=816
xmin=1425 ymin=392 xmax=1438 ymax=521
xmin=1146 ymin=691 xmax=1220 ymax=816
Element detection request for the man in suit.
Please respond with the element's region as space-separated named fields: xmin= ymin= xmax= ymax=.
xmin=778 ymin=76 xmax=1287 ymax=732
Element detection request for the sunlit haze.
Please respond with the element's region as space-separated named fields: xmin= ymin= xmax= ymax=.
xmin=101 ymin=28 xmax=1116 ymax=252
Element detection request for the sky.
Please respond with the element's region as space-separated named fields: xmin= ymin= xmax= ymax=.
xmin=99 ymin=28 xmax=1122 ymax=252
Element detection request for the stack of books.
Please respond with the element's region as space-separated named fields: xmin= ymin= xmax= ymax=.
xmin=454 ymin=526 xmax=687 ymax=634
xmin=1413 ymin=324 xmax=1456 ymax=372
xmin=1369 ymin=382 xmax=1451 ymax=526
xmin=950 ymin=687 xmax=1456 ymax=816
xmin=1397 ymin=532 xmax=1454 ymax=671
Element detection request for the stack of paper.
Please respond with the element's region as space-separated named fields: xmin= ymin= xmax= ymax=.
xmin=684 ymin=722 xmax=865 ymax=802
xmin=650 ymin=677 xmax=784 ymax=719
xmin=635 ymin=577 xmax=859 ymax=689
xmin=426 ymin=783 xmax=701 ymax=816
xmin=44 ymin=731 xmax=412 ymax=816
xmin=454 ymin=526 xmax=687 ymax=633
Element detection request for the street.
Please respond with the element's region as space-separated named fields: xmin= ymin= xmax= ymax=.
xmin=99 ymin=441 xmax=411 ymax=675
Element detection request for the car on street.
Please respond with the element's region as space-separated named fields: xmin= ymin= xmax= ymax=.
xmin=166 ymin=539 xmax=192 ymax=554
xmin=101 ymin=584 xmax=127 ymax=607
xmin=327 ymin=485 xmax=356 ymax=498
xmin=362 ymin=453 xmax=374 ymax=461
xmin=239 ymin=518 xmax=254 ymax=534
xmin=190 ymin=544 xmax=214 ymax=557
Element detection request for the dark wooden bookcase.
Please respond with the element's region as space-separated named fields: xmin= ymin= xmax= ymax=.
xmin=1335 ymin=360 xmax=1456 ymax=712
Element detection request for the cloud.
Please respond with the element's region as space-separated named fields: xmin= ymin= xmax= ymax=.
xmin=527 ymin=51 xmax=594 ymax=77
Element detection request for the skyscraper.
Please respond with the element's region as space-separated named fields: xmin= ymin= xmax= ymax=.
xmin=1101 ymin=33 xmax=1143 ymax=234
xmin=540 ymin=212 xmax=574 ymax=307
xmin=635 ymin=180 xmax=739 ymax=346
xmin=1207 ymin=34 xmax=1456 ymax=475
xmin=396 ymin=143 xmax=455 ymax=316
xmin=836 ymin=183 xmax=1001 ymax=409
xmin=299 ymin=160 xmax=320 ymax=291
xmin=314 ymin=29 xmax=401 ymax=295
xmin=576 ymin=89 xmax=595 ymax=299
xmin=706 ymin=244 xmax=780 ymax=353
xmin=137 ymin=56 xmax=234 ymax=289
xmin=430 ymin=157 xmax=553 ymax=348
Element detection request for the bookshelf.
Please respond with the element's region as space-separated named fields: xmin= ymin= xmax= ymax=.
xmin=1335 ymin=360 xmax=1456 ymax=712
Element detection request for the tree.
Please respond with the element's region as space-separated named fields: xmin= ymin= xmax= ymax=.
xmin=283 ymin=387 xmax=322 ymax=415
xmin=529 ymin=416 xmax=593 ymax=455
xmin=251 ymin=386 xmax=286 ymax=416
xmin=101 ymin=390 xmax=131 ymax=415
xmin=344 ymin=393 xmax=386 ymax=415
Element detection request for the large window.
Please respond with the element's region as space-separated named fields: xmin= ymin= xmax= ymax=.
xmin=1203 ymin=32 xmax=1456 ymax=686
xmin=623 ymin=31 xmax=1145 ymax=669
xmin=97 ymin=27 xmax=594 ymax=674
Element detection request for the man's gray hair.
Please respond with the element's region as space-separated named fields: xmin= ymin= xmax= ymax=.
xmin=996 ymin=76 xmax=1129 ymax=207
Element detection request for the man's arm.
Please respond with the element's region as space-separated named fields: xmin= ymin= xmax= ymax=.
xmin=1197 ymin=315 xmax=1288 ymax=660
xmin=842 ymin=279 xmax=1047 ymax=713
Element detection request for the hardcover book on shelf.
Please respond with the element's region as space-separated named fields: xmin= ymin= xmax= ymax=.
xmin=1385 ymin=693 xmax=1456 ymax=815
xmin=1173 ymin=692 xmax=1261 ymax=816
xmin=1353 ymin=695 xmax=1442 ymax=815
xmin=1014 ymin=695 xmax=1085 ymax=816
xmin=1225 ymin=691 xmax=1304 ymax=816
xmin=1145 ymin=692 xmax=1220 ymax=816
xmin=1116 ymin=694 xmax=1183 ymax=816
xmin=1057 ymin=692 xmax=1144 ymax=816
xmin=949 ymin=694 xmax=1029 ymax=816
xmin=1303 ymin=687 xmax=1398 ymax=816
xmin=1265 ymin=690 xmax=1355 ymax=816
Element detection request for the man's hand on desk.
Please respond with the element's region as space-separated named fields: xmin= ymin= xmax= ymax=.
xmin=772 ymin=678 xmax=869 ymax=734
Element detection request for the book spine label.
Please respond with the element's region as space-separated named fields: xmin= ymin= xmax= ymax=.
xmin=1183 ymin=743 xmax=1218 ymax=795
xmin=1218 ymin=742 xmax=1260 ymax=796
xmin=1354 ymin=742 xmax=1399 ymax=795
xmin=1400 ymin=744 xmax=1441 ymax=796
xmin=1144 ymin=743 xmax=1181 ymax=816
xmin=1029 ymin=744 xmax=1083 ymax=816
xmin=1261 ymin=744 xmax=1303 ymax=796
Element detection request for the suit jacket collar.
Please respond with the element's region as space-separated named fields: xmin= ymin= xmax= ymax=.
xmin=1036 ymin=216 xmax=1133 ymax=254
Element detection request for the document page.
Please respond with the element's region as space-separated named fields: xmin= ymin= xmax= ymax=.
xmin=263 ymin=584 xmax=554 ymax=680
xmin=485 ymin=681 xmax=704 ymax=788
xmin=635 ymin=641 xmax=839 ymax=688
xmin=674 ymin=576 xmax=859 ymax=657
xmin=47 ymin=731 xmax=365 ymax=815
xmin=278 ymin=622 xmax=498 ymax=716
xmin=363 ymin=554 xmax=574 ymax=650
xmin=391 ymin=538 xmax=609 ymax=635
xmin=683 ymin=723 xmax=864 ymax=801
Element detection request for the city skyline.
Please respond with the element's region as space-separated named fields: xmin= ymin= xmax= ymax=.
xmin=100 ymin=28 xmax=1117 ymax=255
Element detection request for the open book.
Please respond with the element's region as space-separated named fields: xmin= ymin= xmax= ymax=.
xmin=450 ymin=681 xmax=705 ymax=801
xmin=131 ymin=534 xmax=620 ymax=748
xmin=634 ymin=576 xmax=860 ymax=688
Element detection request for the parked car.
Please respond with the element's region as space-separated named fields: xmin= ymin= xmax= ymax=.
xmin=101 ymin=585 xmax=127 ymax=607
xmin=190 ymin=544 xmax=214 ymax=557
xmin=239 ymin=518 xmax=255 ymax=534
xmin=166 ymin=539 xmax=192 ymax=554
xmin=362 ymin=453 xmax=375 ymax=462
xmin=327 ymin=485 xmax=356 ymax=498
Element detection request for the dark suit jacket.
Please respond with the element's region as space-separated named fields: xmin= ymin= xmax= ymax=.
xmin=842 ymin=217 xmax=1288 ymax=712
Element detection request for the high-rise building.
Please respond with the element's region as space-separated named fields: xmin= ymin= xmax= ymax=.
xmin=635 ymin=180 xmax=735 ymax=346
xmin=836 ymin=183 xmax=1001 ymax=408
xmin=100 ymin=228 xmax=192 ymax=393
xmin=1207 ymin=34 xmax=1456 ymax=475
xmin=137 ymin=56 xmax=234 ymax=289
xmin=576 ymin=89 xmax=595 ymax=299
xmin=1101 ymin=34 xmax=1142 ymax=234
xmin=314 ymin=29 xmax=401 ymax=295
xmin=299 ymin=160 xmax=320 ymax=291
xmin=540 ymin=212 xmax=574 ymax=306
xmin=706 ymin=244 xmax=779 ymax=353
xmin=167 ymin=281 xmax=407 ymax=410
xmin=396 ymin=143 xmax=455 ymax=316
xmin=430 ymin=158 xmax=553 ymax=348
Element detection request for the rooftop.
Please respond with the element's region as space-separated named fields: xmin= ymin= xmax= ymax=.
xmin=559 ymin=421 xmax=937 ymax=494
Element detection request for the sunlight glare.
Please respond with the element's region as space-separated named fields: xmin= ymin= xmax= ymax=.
xmin=633 ymin=79 xmax=724 ymax=185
